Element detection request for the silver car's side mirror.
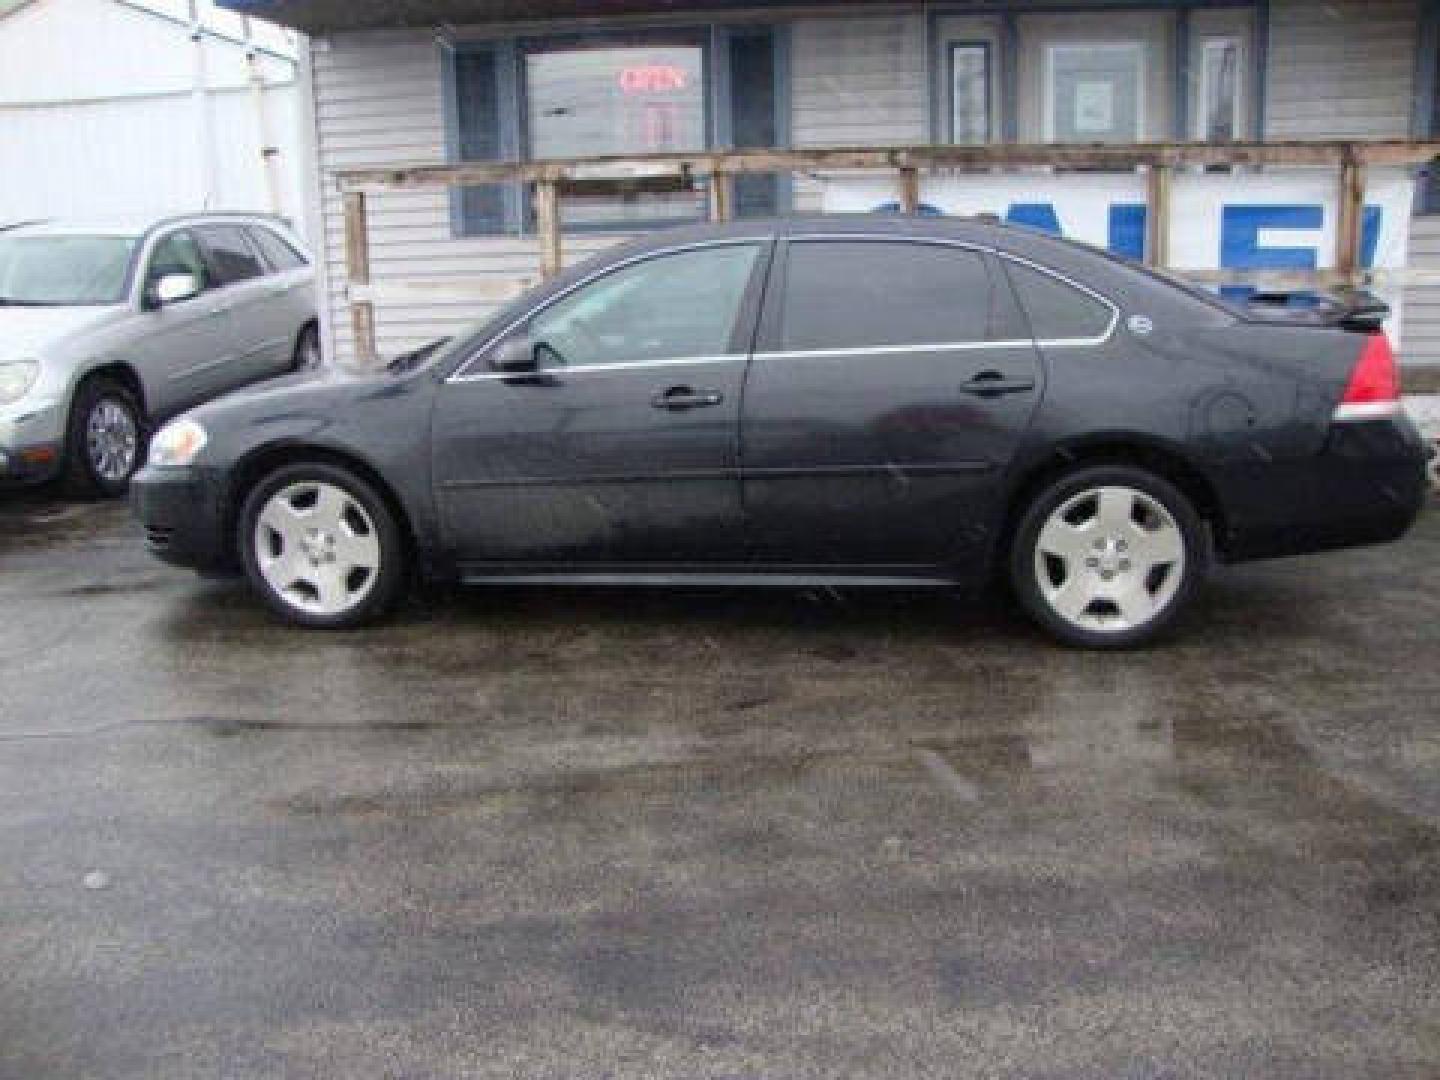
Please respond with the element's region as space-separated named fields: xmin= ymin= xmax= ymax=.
xmin=151 ymin=273 xmax=201 ymax=308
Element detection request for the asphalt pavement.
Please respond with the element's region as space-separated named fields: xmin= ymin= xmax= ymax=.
xmin=1 ymin=489 xmax=1437 ymax=1078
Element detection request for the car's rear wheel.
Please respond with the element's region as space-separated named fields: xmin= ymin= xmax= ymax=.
xmin=66 ymin=376 xmax=145 ymax=497
xmin=1010 ymin=465 xmax=1205 ymax=649
xmin=292 ymin=322 xmax=322 ymax=372
xmin=239 ymin=462 xmax=404 ymax=628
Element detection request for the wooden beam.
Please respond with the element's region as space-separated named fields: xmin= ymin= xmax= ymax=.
xmin=534 ymin=177 xmax=562 ymax=281
xmin=1145 ymin=164 xmax=1172 ymax=268
xmin=1336 ymin=148 xmax=1366 ymax=287
xmin=333 ymin=140 xmax=1440 ymax=193
xmin=342 ymin=190 xmax=375 ymax=364
xmin=708 ymin=170 xmax=734 ymax=222
xmin=898 ymin=166 xmax=921 ymax=214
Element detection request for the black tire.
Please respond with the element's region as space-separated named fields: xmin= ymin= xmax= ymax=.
xmin=292 ymin=322 xmax=322 ymax=372
xmin=1009 ymin=465 xmax=1207 ymax=650
xmin=238 ymin=461 xmax=405 ymax=629
xmin=65 ymin=376 xmax=146 ymax=498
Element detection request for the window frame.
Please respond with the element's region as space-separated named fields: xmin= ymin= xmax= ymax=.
xmin=769 ymin=236 xmax=1002 ymax=356
xmin=1195 ymin=35 xmax=1245 ymax=142
xmin=192 ymin=223 xmax=267 ymax=289
xmin=446 ymin=237 xmax=774 ymax=381
xmin=246 ymin=223 xmax=309 ymax=273
xmin=753 ymin=235 xmax=1118 ymax=359
xmin=947 ymin=40 xmax=994 ymax=145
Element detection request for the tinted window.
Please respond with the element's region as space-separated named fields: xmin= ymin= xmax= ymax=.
xmin=197 ymin=224 xmax=264 ymax=286
xmin=780 ymin=241 xmax=993 ymax=352
xmin=145 ymin=230 xmax=209 ymax=293
xmin=248 ymin=226 xmax=307 ymax=271
xmin=528 ymin=244 xmax=760 ymax=368
xmin=1004 ymin=259 xmax=1113 ymax=340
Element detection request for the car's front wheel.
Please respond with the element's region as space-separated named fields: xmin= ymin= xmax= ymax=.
xmin=1010 ymin=465 xmax=1206 ymax=649
xmin=66 ymin=376 xmax=146 ymax=497
xmin=239 ymin=462 xmax=405 ymax=628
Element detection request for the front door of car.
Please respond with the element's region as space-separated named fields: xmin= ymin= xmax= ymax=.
xmin=132 ymin=228 xmax=236 ymax=414
xmin=431 ymin=240 xmax=771 ymax=567
xmin=741 ymin=237 xmax=1045 ymax=570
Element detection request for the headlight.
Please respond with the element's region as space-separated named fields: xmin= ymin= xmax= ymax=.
xmin=148 ymin=418 xmax=208 ymax=468
xmin=0 ymin=359 xmax=39 ymax=405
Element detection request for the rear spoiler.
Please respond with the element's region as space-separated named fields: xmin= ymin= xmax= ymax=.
xmin=1244 ymin=289 xmax=1390 ymax=333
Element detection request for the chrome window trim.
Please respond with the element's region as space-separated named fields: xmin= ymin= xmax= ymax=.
xmin=446 ymin=237 xmax=770 ymax=383
xmin=446 ymin=230 xmax=1121 ymax=382
xmin=451 ymin=354 xmax=742 ymax=380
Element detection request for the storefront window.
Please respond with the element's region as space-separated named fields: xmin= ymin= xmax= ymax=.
xmin=526 ymin=44 xmax=706 ymax=227
xmin=1045 ymin=43 xmax=1144 ymax=143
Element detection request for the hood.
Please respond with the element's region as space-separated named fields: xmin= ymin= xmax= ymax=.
xmin=187 ymin=359 xmax=419 ymax=424
xmin=0 ymin=305 xmax=124 ymax=358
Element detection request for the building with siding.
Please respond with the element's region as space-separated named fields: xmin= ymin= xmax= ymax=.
xmin=219 ymin=0 xmax=1440 ymax=369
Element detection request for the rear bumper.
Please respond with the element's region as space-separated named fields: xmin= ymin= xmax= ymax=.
xmin=129 ymin=465 xmax=232 ymax=571
xmin=1219 ymin=414 xmax=1429 ymax=563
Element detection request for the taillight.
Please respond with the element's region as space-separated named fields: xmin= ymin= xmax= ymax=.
xmin=1334 ymin=332 xmax=1401 ymax=421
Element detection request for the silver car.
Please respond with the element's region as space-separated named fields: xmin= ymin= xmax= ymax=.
xmin=0 ymin=215 xmax=319 ymax=495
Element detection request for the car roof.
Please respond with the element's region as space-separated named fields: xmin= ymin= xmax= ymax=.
xmin=7 ymin=213 xmax=295 ymax=240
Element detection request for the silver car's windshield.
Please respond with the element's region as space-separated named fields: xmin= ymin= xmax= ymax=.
xmin=0 ymin=234 xmax=138 ymax=306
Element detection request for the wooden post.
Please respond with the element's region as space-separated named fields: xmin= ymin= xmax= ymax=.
xmin=1145 ymin=163 xmax=1172 ymax=268
xmin=1336 ymin=147 xmax=1366 ymax=288
xmin=898 ymin=166 xmax=920 ymax=215
xmin=342 ymin=190 xmax=376 ymax=364
xmin=709 ymin=170 xmax=734 ymax=222
xmin=535 ymin=177 xmax=562 ymax=280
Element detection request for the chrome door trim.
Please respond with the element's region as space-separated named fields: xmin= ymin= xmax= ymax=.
xmin=452 ymin=354 xmax=744 ymax=381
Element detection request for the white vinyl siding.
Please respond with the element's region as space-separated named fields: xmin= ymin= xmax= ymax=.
xmin=789 ymin=14 xmax=926 ymax=213
xmin=1264 ymin=0 xmax=1418 ymax=138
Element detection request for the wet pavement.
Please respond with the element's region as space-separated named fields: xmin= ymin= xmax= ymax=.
xmin=1 ymin=489 xmax=1438 ymax=1079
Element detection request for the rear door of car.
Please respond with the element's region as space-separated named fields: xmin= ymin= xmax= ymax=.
xmin=246 ymin=222 xmax=315 ymax=367
xmin=194 ymin=223 xmax=290 ymax=386
xmin=740 ymin=235 xmax=1045 ymax=571
xmin=431 ymin=239 xmax=771 ymax=567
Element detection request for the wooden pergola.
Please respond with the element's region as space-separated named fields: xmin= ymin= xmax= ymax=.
xmin=334 ymin=139 xmax=1440 ymax=363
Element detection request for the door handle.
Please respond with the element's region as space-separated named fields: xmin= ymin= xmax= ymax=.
xmin=652 ymin=386 xmax=724 ymax=410
xmin=960 ymin=371 xmax=1035 ymax=397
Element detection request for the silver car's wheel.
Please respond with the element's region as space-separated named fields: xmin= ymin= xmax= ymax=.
xmin=85 ymin=397 xmax=140 ymax=484
xmin=1032 ymin=484 xmax=1186 ymax=635
xmin=253 ymin=481 xmax=382 ymax=617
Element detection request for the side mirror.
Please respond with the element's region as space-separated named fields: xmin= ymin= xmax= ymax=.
xmin=149 ymin=273 xmax=201 ymax=309
xmin=491 ymin=335 xmax=538 ymax=373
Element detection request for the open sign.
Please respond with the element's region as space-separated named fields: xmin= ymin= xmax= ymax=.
xmin=619 ymin=65 xmax=688 ymax=93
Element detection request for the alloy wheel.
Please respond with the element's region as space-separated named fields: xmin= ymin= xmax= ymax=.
xmin=1032 ymin=485 xmax=1186 ymax=634
xmin=253 ymin=481 xmax=381 ymax=616
xmin=86 ymin=398 xmax=139 ymax=484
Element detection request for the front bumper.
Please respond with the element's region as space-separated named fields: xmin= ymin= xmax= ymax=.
xmin=0 ymin=398 xmax=65 ymax=484
xmin=129 ymin=465 xmax=232 ymax=571
xmin=1219 ymin=414 xmax=1429 ymax=562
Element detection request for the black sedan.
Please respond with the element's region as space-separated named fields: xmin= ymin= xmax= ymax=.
xmin=132 ymin=216 xmax=1429 ymax=648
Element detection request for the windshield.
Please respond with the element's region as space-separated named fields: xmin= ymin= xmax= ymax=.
xmin=0 ymin=234 xmax=138 ymax=306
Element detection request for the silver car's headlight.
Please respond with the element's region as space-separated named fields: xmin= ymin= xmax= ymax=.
xmin=148 ymin=418 xmax=209 ymax=468
xmin=0 ymin=359 xmax=39 ymax=405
